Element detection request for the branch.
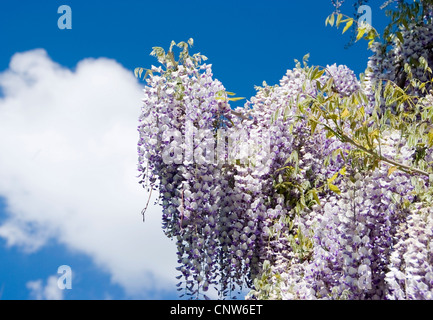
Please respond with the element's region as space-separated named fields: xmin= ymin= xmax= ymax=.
xmin=230 ymin=110 xmax=250 ymax=121
xmin=340 ymin=133 xmax=430 ymax=177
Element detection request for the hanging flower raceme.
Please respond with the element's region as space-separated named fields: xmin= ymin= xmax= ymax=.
xmin=137 ymin=36 xmax=433 ymax=300
xmin=385 ymin=206 xmax=433 ymax=300
xmin=324 ymin=63 xmax=361 ymax=97
xmin=137 ymin=44 xmax=237 ymax=298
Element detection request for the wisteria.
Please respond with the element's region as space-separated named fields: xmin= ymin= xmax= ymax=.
xmin=136 ymin=0 xmax=433 ymax=300
xmin=365 ymin=0 xmax=433 ymax=99
xmin=384 ymin=205 xmax=433 ymax=299
xmin=324 ymin=63 xmax=361 ymax=97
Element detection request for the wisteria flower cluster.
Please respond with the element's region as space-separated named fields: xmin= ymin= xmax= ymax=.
xmin=365 ymin=1 xmax=433 ymax=99
xmin=137 ymin=2 xmax=433 ymax=298
xmin=324 ymin=63 xmax=361 ymax=97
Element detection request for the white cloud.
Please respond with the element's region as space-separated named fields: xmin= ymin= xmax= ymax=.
xmin=27 ymin=275 xmax=64 ymax=300
xmin=0 ymin=49 xmax=178 ymax=297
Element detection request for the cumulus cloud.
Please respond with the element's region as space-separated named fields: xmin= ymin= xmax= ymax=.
xmin=0 ymin=49 xmax=178 ymax=297
xmin=27 ymin=275 xmax=64 ymax=300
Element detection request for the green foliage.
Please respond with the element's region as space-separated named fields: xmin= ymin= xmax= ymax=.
xmin=136 ymin=1 xmax=433 ymax=299
xmin=325 ymin=12 xmax=379 ymax=47
xmin=134 ymin=38 xmax=208 ymax=81
xmin=287 ymin=57 xmax=433 ymax=178
xmin=250 ymin=3 xmax=433 ymax=297
xmin=382 ymin=0 xmax=433 ymax=42
xmin=247 ymin=260 xmax=284 ymax=300
xmin=135 ymin=38 xmax=245 ymax=106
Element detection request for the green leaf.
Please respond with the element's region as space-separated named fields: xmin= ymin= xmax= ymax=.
xmin=327 ymin=172 xmax=339 ymax=184
xmin=134 ymin=67 xmax=140 ymax=78
xmin=166 ymin=51 xmax=177 ymax=67
xmin=356 ymin=28 xmax=366 ymax=41
xmin=419 ymin=56 xmax=429 ymax=72
xmin=144 ymin=69 xmax=153 ymax=79
xmin=342 ymin=20 xmax=354 ymax=34
xmin=428 ymin=129 xmax=433 ymax=147
xmin=341 ymin=108 xmax=350 ymax=118
xmin=134 ymin=67 xmax=146 ymax=79
xmin=388 ymin=166 xmax=398 ymax=177
xmin=310 ymin=119 xmax=318 ymax=134
xmin=311 ymin=189 xmax=321 ymax=206
xmin=312 ymin=68 xmax=326 ymax=80
xmin=396 ymin=31 xmax=404 ymax=43
xmin=326 ymin=130 xmax=335 ymax=139
xmin=336 ymin=14 xmax=343 ymax=27
xmin=329 ymin=13 xmax=335 ymax=27
xmin=275 ymin=165 xmax=295 ymax=173
xmin=228 ymin=97 xmax=246 ymax=102
xmin=328 ymin=183 xmax=341 ymax=194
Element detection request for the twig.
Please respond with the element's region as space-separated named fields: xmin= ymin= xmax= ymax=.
xmin=141 ymin=188 xmax=153 ymax=222
xmin=341 ymin=133 xmax=430 ymax=177
xmin=230 ymin=110 xmax=250 ymax=121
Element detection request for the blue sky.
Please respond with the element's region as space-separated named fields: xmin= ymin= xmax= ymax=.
xmin=0 ymin=0 xmax=391 ymax=300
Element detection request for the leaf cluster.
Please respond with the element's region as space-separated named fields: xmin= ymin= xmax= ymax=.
xmin=134 ymin=38 xmax=208 ymax=81
xmin=325 ymin=12 xmax=379 ymax=47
